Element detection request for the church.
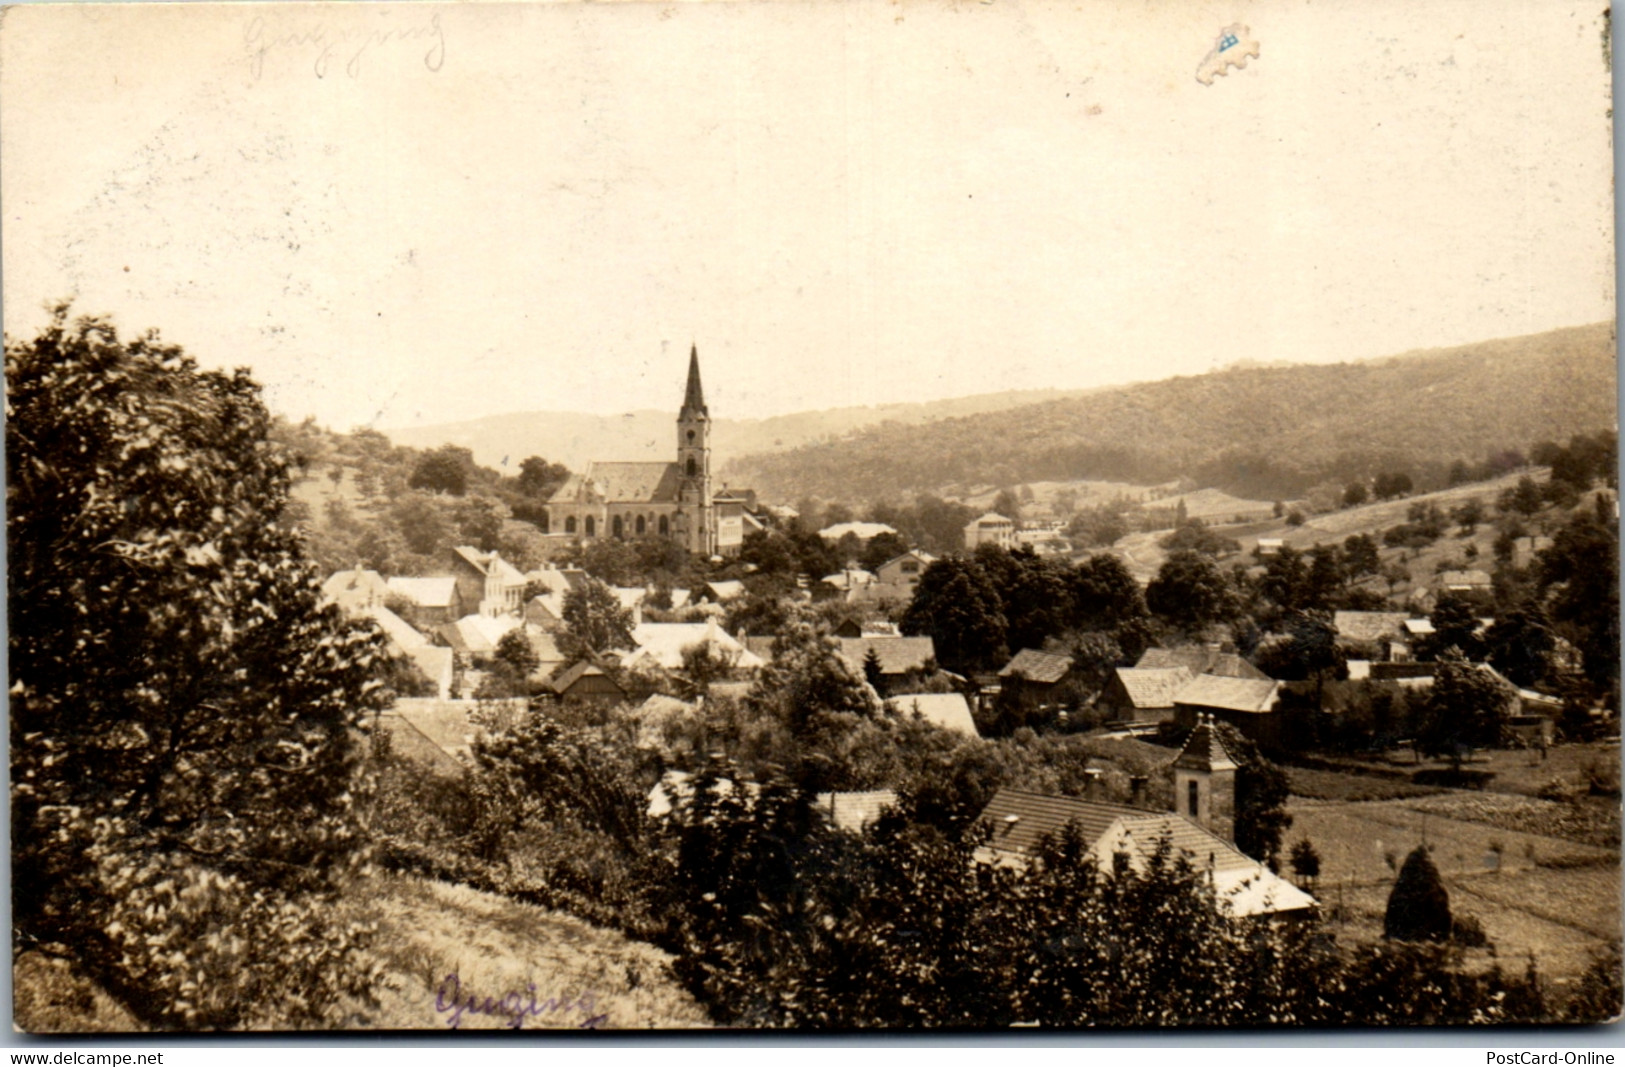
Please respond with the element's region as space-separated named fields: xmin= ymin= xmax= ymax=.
xmin=543 ymin=346 xmax=750 ymax=558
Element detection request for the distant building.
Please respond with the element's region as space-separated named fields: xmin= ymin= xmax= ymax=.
xmin=814 ymin=791 xmax=899 ymax=833
xmin=544 ymin=347 xmax=750 ymax=557
xmin=837 ymin=636 xmax=937 ymax=693
xmin=963 ymin=512 xmax=1016 ymax=551
xmin=998 ymin=649 xmax=1076 ymax=704
xmin=1137 ymin=646 xmax=1269 ymax=681
xmin=889 ymin=692 xmax=980 ymax=738
xmin=1098 ymin=666 xmax=1195 ymax=724
xmin=875 ymin=549 xmax=935 ymax=589
xmin=386 ymin=576 xmax=464 ymax=629
xmin=447 ymin=545 xmax=527 ymax=617
xmin=1173 ymin=675 xmax=1282 ymax=749
xmin=322 ymin=567 xmax=390 ymax=614
xmin=546 ymin=660 xmax=627 ymax=705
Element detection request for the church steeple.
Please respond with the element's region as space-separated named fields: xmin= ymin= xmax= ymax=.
xmin=680 ymin=343 xmax=708 ymax=420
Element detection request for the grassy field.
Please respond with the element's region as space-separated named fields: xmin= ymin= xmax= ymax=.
xmin=353 ymin=873 xmax=709 ymax=1030
xmin=1327 ymin=865 xmax=1619 ymax=983
xmin=13 ymin=873 xmax=711 ymax=1033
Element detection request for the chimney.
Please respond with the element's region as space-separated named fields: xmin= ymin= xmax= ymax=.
xmin=1129 ymin=774 xmax=1149 ymax=808
xmin=1083 ymin=766 xmax=1104 ymax=799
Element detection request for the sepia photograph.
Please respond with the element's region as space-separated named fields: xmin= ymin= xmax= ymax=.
xmin=2 ymin=0 xmax=1620 ymax=1034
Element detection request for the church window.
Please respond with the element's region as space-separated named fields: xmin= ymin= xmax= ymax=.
xmin=585 ymin=516 xmax=596 ymax=537
xmin=659 ymin=515 xmax=669 ymax=537
xmin=612 ymin=515 xmax=624 ymax=539
xmin=636 ymin=515 xmax=646 ymax=535
xmin=565 ymin=516 xmax=576 ymax=535
xmin=686 ymin=457 xmax=697 ymax=477
xmin=1187 ymin=780 xmax=1200 ymax=818
xmin=687 ymin=430 xmax=695 ymax=443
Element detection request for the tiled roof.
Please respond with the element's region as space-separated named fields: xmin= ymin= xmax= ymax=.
xmin=439 ymin=613 xmax=521 ymax=656
xmin=968 ymin=512 xmax=1013 ymax=527
xmin=1173 ymin=715 xmax=1241 ymax=772
xmin=548 ymin=660 xmax=622 ymax=695
xmin=890 ymin=693 xmax=980 ymax=737
xmin=553 ymin=462 xmax=682 ymax=504
xmin=387 ymin=576 xmax=459 ymax=609
xmin=814 ymin=791 xmax=899 ymax=832
xmin=322 ymin=568 xmax=389 ymax=610
xmin=1438 ymin=569 xmax=1493 ymax=588
xmin=999 ymin=649 xmax=1074 ymax=685
xmin=837 ymin=636 xmax=937 ymax=676
xmin=1114 ymin=666 xmax=1194 ymax=708
xmin=1333 ymin=611 xmax=1413 ymax=644
xmin=701 ymin=580 xmax=746 ymax=601
xmin=1173 ymin=675 xmax=1280 ymax=714
xmin=977 ymin=790 xmax=1147 ymax=859
xmin=390 ymin=698 xmax=479 ymax=758
xmin=818 ymin=521 xmax=898 ymax=541
xmin=627 ymin=621 xmax=763 ymax=671
xmin=375 ymin=713 xmax=465 ymax=777
xmin=1137 ymin=647 xmax=1269 ymax=681
xmin=366 ymin=604 xmax=429 ymax=651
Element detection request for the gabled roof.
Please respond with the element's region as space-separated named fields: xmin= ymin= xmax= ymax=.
xmin=976 ymin=789 xmax=1316 ymax=916
xmin=1438 ymin=569 xmax=1493 ymax=589
xmin=890 ymin=692 xmax=980 ymax=738
xmin=1137 ymin=646 xmax=1269 ymax=681
xmin=551 ymin=462 xmax=683 ymax=505
xmin=452 ymin=545 xmax=525 ymax=586
xmin=627 ymin=621 xmax=763 ymax=671
xmin=1112 ymin=666 xmax=1194 ymax=709
xmin=439 ymin=613 xmax=521 ymax=656
xmin=701 ymin=579 xmax=746 ymax=601
xmin=375 ymin=713 xmax=465 ymax=777
xmin=818 ymin=521 xmax=898 ymax=541
xmin=978 ymin=790 xmax=1149 ymax=859
xmin=1333 ymin=611 xmax=1413 ymax=644
xmin=814 ymin=790 xmax=899 ymax=832
xmin=966 ymin=512 xmax=1014 ymax=528
xmin=837 ymin=636 xmax=937 ymax=676
xmin=390 ymin=698 xmax=479 ymax=758
xmin=366 ymin=604 xmax=429 ymax=651
xmin=387 ymin=576 xmax=460 ymax=609
xmin=999 ymin=648 xmax=1073 ymax=685
xmin=548 ymin=660 xmax=624 ymax=696
xmin=322 ymin=567 xmax=389 ymax=609
xmin=1173 ymin=675 xmax=1280 ymax=714
xmin=878 ymin=549 xmax=937 ymax=572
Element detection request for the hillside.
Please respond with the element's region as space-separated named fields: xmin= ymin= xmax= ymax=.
xmin=722 ymin=323 xmax=1617 ymax=504
xmin=382 ymin=387 xmax=1103 ymax=473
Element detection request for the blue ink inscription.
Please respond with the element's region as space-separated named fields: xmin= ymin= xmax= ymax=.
xmin=433 ymin=972 xmax=605 ymax=1030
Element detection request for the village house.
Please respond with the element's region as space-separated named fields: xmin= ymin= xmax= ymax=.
xmin=1137 ymin=646 xmax=1269 ymax=680
xmin=1172 ymin=675 xmax=1283 ymax=749
xmin=543 ymin=347 xmax=751 ymax=557
xmin=814 ymin=791 xmax=900 ymax=833
xmin=321 ymin=566 xmax=390 ymax=614
xmin=619 ymin=619 xmax=764 ymax=674
xmin=974 ymin=718 xmax=1314 ymax=918
xmin=1096 ymin=666 xmax=1195 ymax=724
xmin=874 ymin=549 xmax=935 ymax=590
xmin=447 ymin=545 xmax=527 ymax=617
xmin=837 ymin=635 xmax=938 ymax=695
xmin=997 ymin=649 xmax=1076 ymax=705
xmin=1331 ymin=610 xmax=1415 ymax=661
xmin=386 ymin=575 xmax=465 ymax=629
xmin=546 ymin=660 xmax=627 ymax=705
xmin=963 ymin=512 xmax=1016 ymax=551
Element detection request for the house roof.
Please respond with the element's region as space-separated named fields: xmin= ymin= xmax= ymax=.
xmin=878 ymin=550 xmax=937 ymax=572
xmin=375 ymin=713 xmax=465 ymax=777
xmin=890 ymin=692 xmax=980 ymax=737
xmin=1333 ymin=611 xmax=1413 ymax=644
xmin=1403 ymin=618 xmax=1437 ymax=635
xmin=390 ymin=698 xmax=479 ymax=758
xmin=405 ymin=645 xmax=454 ymax=687
xmin=1112 ymin=666 xmax=1195 ymax=709
xmin=837 ymin=636 xmax=937 ymax=676
xmin=387 ymin=576 xmax=459 ymax=609
xmin=1173 ymin=675 xmax=1280 ymax=714
xmin=366 ymin=604 xmax=429 ymax=651
xmin=548 ymin=660 xmax=624 ymax=696
xmin=646 ymin=769 xmax=759 ymax=818
xmin=966 ymin=512 xmax=1013 ymax=528
xmin=999 ymin=649 xmax=1074 ymax=685
xmin=822 ymin=568 xmax=877 ymax=590
xmin=322 ymin=567 xmax=389 ymax=609
xmin=701 ymin=579 xmax=746 ymax=601
xmin=1137 ymin=647 xmax=1269 ymax=681
xmin=814 ymin=790 xmax=899 ymax=832
xmin=1438 ymin=569 xmax=1493 ymax=589
xmin=439 ymin=613 xmax=521 ymax=656
xmin=627 ymin=621 xmax=763 ymax=671
xmin=743 ymin=635 xmax=778 ymax=662
xmin=818 ymin=521 xmax=898 ymax=541
xmin=976 ymin=789 xmax=1315 ymax=916
xmin=551 ymin=462 xmax=683 ymax=505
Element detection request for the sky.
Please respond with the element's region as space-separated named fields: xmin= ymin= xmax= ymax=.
xmin=1 ymin=0 xmax=1615 ymax=432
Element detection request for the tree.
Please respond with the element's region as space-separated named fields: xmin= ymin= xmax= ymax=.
xmin=1373 ymin=472 xmax=1414 ymax=500
xmin=992 ymin=487 xmax=1022 ymax=524
xmin=1342 ymin=482 xmax=1369 ymax=508
xmin=862 ymin=646 xmax=885 ymax=691
xmin=1537 ymin=511 xmax=1620 ymax=696
xmin=560 ymin=576 xmax=635 ymax=659
xmin=1483 ymin=603 xmax=1555 ymax=689
xmin=900 ymin=557 xmax=1008 ymax=674
xmin=1343 ymin=533 xmax=1380 ymax=579
xmin=1503 ymin=475 xmax=1545 ymax=521
xmin=455 ymin=495 xmax=507 ymax=552
xmin=1425 ymin=593 xmax=1484 ymax=661
xmin=1385 ymin=846 xmax=1451 ymax=942
xmin=1146 ymin=551 xmax=1237 ymax=633
xmin=1416 ymin=653 xmax=1513 ymax=768
xmin=409 ymin=445 xmax=474 ymax=496
xmin=859 ymin=530 xmax=911 ymax=573
xmin=1289 ymin=840 xmax=1321 ymax=888
xmin=516 ymin=455 xmax=571 ymax=498
xmin=494 ymin=628 xmax=542 ymax=680
xmin=7 ymin=309 xmax=388 ymax=1028
xmin=1215 ymin=724 xmax=1293 ymax=870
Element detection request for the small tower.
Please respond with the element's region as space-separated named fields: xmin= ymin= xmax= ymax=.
xmin=1173 ymin=714 xmax=1240 ymax=841
xmin=676 ymin=344 xmax=714 ymax=555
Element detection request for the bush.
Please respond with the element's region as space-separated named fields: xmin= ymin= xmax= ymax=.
xmin=1385 ymin=846 xmax=1452 ymax=942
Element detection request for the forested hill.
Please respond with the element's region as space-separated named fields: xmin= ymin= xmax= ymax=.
xmin=721 ymin=323 xmax=1618 ymax=504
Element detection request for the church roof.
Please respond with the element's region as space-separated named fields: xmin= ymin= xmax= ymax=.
xmin=680 ymin=344 xmax=708 ymax=419
xmin=552 ymin=461 xmax=683 ymax=505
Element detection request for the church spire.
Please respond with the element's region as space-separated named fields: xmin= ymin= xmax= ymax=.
xmin=680 ymin=343 xmax=708 ymax=419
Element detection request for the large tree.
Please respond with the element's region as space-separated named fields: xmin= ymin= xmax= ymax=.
xmin=900 ymin=556 xmax=1009 ymax=674
xmin=1146 ymin=550 xmax=1238 ymax=634
xmin=8 ymin=309 xmax=388 ymax=1027
xmin=560 ymin=575 xmax=636 ymax=659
